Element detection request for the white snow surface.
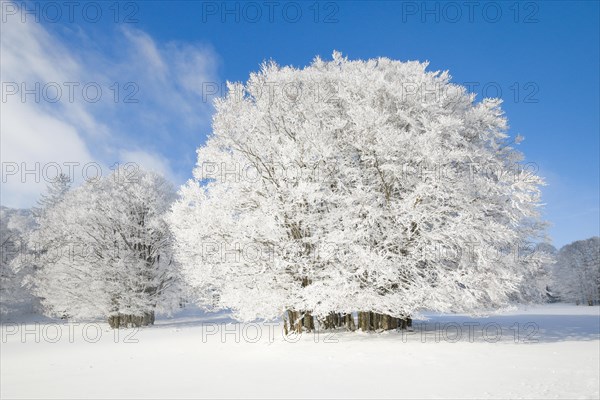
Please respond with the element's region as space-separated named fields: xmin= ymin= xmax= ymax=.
xmin=1 ymin=303 xmax=598 ymax=399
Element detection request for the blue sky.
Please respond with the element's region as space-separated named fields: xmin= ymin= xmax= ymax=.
xmin=1 ymin=1 xmax=598 ymax=247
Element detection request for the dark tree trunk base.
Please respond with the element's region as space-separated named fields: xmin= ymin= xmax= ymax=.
xmin=358 ymin=311 xmax=411 ymax=332
xmin=283 ymin=311 xmax=411 ymax=334
xmin=283 ymin=310 xmax=314 ymax=334
xmin=108 ymin=311 xmax=155 ymax=329
xmin=319 ymin=312 xmax=356 ymax=331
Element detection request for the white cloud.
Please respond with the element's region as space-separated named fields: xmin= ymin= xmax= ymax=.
xmin=118 ymin=149 xmax=175 ymax=183
xmin=122 ymin=28 xmax=169 ymax=80
xmin=1 ymin=2 xmax=220 ymax=208
xmin=0 ymin=99 xmax=96 ymax=207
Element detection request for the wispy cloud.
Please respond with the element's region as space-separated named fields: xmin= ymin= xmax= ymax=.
xmin=1 ymin=3 xmax=219 ymax=208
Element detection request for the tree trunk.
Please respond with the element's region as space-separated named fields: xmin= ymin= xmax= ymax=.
xmin=357 ymin=311 xmax=410 ymax=332
xmin=399 ymin=316 xmax=412 ymax=330
xmin=318 ymin=312 xmax=357 ymax=331
xmin=107 ymin=311 xmax=155 ymax=329
xmin=283 ymin=310 xmax=314 ymax=334
xmin=344 ymin=313 xmax=356 ymax=331
xmin=304 ymin=312 xmax=315 ymax=331
xmin=359 ymin=311 xmax=371 ymax=331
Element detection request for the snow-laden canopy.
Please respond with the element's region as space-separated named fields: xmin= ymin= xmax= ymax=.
xmin=169 ymin=52 xmax=547 ymax=322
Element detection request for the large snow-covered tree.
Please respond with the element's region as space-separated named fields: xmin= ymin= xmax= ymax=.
xmin=169 ymin=52 xmax=547 ymax=332
xmin=29 ymin=168 xmax=181 ymax=327
xmin=553 ymin=237 xmax=600 ymax=305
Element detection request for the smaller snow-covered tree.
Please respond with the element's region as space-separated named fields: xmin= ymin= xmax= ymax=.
xmin=0 ymin=207 xmax=37 ymax=315
xmin=33 ymin=173 xmax=72 ymax=215
xmin=15 ymin=175 xmax=74 ymax=318
xmin=553 ymin=237 xmax=600 ymax=305
xmin=534 ymin=243 xmax=559 ymax=301
xmin=30 ymin=167 xmax=181 ymax=327
xmin=3 ymin=175 xmax=75 ymax=316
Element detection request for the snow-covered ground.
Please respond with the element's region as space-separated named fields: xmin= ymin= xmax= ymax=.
xmin=1 ymin=303 xmax=598 ymax=399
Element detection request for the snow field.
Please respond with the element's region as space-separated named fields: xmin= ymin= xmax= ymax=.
xmin=1 ymin=304 xmax=598 ymax=399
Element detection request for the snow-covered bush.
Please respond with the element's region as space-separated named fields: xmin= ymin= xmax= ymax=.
xmin=169 ymin=52 xmax=547 ymax=332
